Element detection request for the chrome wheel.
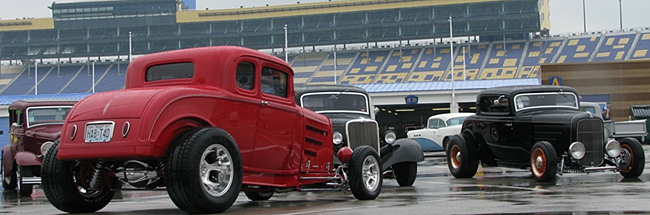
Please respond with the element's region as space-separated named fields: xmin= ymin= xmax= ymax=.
xmin=361 ymin=155 xmax=380 ymax=192
xmin=200 ymin=144 xmax=234 ymax=197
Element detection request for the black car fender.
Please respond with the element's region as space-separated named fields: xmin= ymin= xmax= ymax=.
xmin=380 ymin=138 xmax=424 ymax=171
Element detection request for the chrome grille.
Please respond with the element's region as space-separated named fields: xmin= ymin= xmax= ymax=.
xmin=345 ymin=119 xmax=380 ymax=155
xmin=577 ymin=118 xmax=604 ymax=166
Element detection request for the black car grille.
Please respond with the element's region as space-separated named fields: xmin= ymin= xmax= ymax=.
xmin=577 ymin=118 xmax=604 ymax=166
xmin=345 ymin=119 xmax=380 ymax=155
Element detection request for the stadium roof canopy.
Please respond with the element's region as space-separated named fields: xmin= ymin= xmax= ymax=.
xmin=356 ymin=78 xmax=540 ymax=93
xmin=0 ymin=93 xmax=91 ymax=105
xmin=0 ymin=0 xmax=549 ymax=61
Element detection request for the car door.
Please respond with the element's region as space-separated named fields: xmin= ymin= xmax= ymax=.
xmin=477 ymin=95 xmax=518 ymax=161
xmin=230 ymin=60 xmax=261 ymax=167
xmin=249 ymin=62 xmax=303 ymax=172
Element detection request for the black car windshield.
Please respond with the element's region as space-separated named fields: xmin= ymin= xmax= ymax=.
xmin=300 ymin=93 xmax=369 ymax=114
xmin=514 ymin=92 xmax=579 ymax=111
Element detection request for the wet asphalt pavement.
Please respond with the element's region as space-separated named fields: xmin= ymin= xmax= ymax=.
xmin=3 ymin=146 xmax=650 ymax=214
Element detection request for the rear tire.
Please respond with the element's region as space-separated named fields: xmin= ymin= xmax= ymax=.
xmin=530 ymin=141 xmax=557 ymax=182
xmin=447 ymin=134 xmax=479 ymax=178
xmin=245 ymin=191 xmax=274 ymax=201
xmin=392 ymin=162 xmax=417 ymax=187
xmin=349 ymin=146 xmax=382 ymax=200
xmin=41 ymin=141 xmax=115 ymax=213
xmin=165 ymin=127 xmax=243 ymax=214
xmin=619 ymin=138 xmax=645 ymax=178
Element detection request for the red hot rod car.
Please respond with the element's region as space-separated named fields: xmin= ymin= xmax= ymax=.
xmin=41 ymin=46 xmax=383 ymax=214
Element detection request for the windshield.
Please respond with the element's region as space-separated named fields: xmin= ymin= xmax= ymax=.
xmin=446 ymin=117 xmax=468 ymax=126
xmin=26 ymin=106 xmax=73 ymax=127
xmin=514 ymin=92 xmax=578 ymax=111
xmin=300 ymin=92 xmax=369 ymax=114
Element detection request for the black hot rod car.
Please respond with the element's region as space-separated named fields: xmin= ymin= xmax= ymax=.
xmin=295 ymin=85 xmax=423 ymax=186
xmin=447 ymin=85 xmax=645 ymax=182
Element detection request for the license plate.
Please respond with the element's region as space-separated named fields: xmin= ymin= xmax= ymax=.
xmin=85 ymin=122 xmax=114 ymax=143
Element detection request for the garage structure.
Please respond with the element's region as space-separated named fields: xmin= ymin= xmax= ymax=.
xmin=541 ymin=60 xmax=650 ymax=122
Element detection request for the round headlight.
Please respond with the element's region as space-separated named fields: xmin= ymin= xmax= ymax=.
xmin=41 ymin=141 xmax=54 ymax=156
xmin=333 ymin=131 xmax=343 ymax=145
xmin=606 ymin=139 xmax=621 ymax=157
xmin=384 ymin=131 xmax=397 ymax=144
xmin=569 ymin=142 xmax=586 ymax=159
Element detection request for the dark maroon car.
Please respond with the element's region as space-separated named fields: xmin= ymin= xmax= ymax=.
xmin=2 ymin=99 xmax=77 ymax=196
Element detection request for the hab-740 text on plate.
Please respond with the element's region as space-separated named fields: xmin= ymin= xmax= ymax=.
xmin=85 ymin=123 xmax=114 ymax=143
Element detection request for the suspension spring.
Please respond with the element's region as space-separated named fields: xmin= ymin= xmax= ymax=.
xmin=89 ymin=161 xmax=105 ymax=191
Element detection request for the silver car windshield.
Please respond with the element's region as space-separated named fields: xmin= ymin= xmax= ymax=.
xmin=301 ymin=92 xmax=369 ymax=114
xmin=514 ymin=92 xmax=579 ymax=112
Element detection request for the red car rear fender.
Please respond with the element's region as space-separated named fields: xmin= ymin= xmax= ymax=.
xmin=151 ymin=117 xmax=208 ymax=156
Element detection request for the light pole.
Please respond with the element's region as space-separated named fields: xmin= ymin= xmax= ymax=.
xmin=92 ymin=61 xmax=95 ymax=93
xmin=128 ymin=31 xmax=132 ymax=62
xmin=284 ymin=24 xmax=288 ymax=62
xmin=582 ymin=0 xmax=587 ymax=33
xmin=449 ymin=16 xmax=457 ymax=113
xmin=34 ymin=61 xmax=38 ymax=95
xmin=618 ymin=0 xmax=623 ymax=30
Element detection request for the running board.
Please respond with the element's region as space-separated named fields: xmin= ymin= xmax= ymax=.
xmin=299 ymin=177 xmax=340 ymax=180
xmin=584 ymin=166 xmax=617 ymax=173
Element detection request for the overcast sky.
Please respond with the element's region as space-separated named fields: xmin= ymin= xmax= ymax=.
xmin=0 ymin=0 xmax=648 ymax=34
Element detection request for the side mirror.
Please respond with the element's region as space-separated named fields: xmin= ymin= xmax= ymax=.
xmin=11 ymin=122 xmax=22 ymax=129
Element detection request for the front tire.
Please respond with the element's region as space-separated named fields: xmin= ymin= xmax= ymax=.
xmin=530 ymin=141 xmax=557 ymax=182
xmin=349 ymin=146 xmax=382 ymax=200
xmin=447 ymin=134 xmax=479 ymax=178
xmin=17 ymin=165 xmax=33 ymax=196
xmin=166 ymin=127 xmax=243 ymax=214
xmin=392 ymin=162 xmax=417 ymax=186
xmin=41 ymin=141 xmax=115 ymax=213
xmin=1 ymin=155 xmax=17 ymax=190
xmin=619 ymin=137 xmax=645 ymax=178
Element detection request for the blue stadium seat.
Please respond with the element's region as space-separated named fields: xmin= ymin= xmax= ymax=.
xmin=593 ymin=33 xmax=636 ymax=62
xmin=1 ymin=66 xmax=44 ymax=95
xmin=406 ymin=46 xmax=451 ymax=83
xmin=94 ymin=63 xmax=127 ymax=92
xmin=478 ymin=42 xmax=526 ymax=80
xmin=630 ymin=32 xmax=650 ymax=60
xmin=340 ymin=50 xmax=390 ymax=85
xmin=556 ymin=36 xmax=600 ymax=63
xmin=30 ymin=65 xmax=85 ymax=94
xmin=444 ymin=43 xmax=489 ymax=81
xmin=291 ymin=52 xmax=328 ymax=85
xmin=519 ymin=39 xmax=563 ymax=78
xmin=60 ymin=65 xmax=97 ymax=93
xmin=310 ymin=51 xmax=356 ymax=85
xmin=373 ymin=48 xmax=420 ymax=83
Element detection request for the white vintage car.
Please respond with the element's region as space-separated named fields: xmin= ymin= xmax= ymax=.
xmin=407 ymin=113 xmax=474 ymax=152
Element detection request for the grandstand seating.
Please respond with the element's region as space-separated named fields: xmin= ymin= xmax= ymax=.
xmin=630 ymin=32 xmax=650 ymax=60
xmin=555 ymin=35 xmax=599 ymax=63
xmin=339 ymin=49 xmax=391 ymax=85
xmin=309 ymin=51 xmax=356 ymax=85
xmin=593 ymin=33 xmax=636 ymax=61
xmin=1 ymin=30 xmax=649 ymax=95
